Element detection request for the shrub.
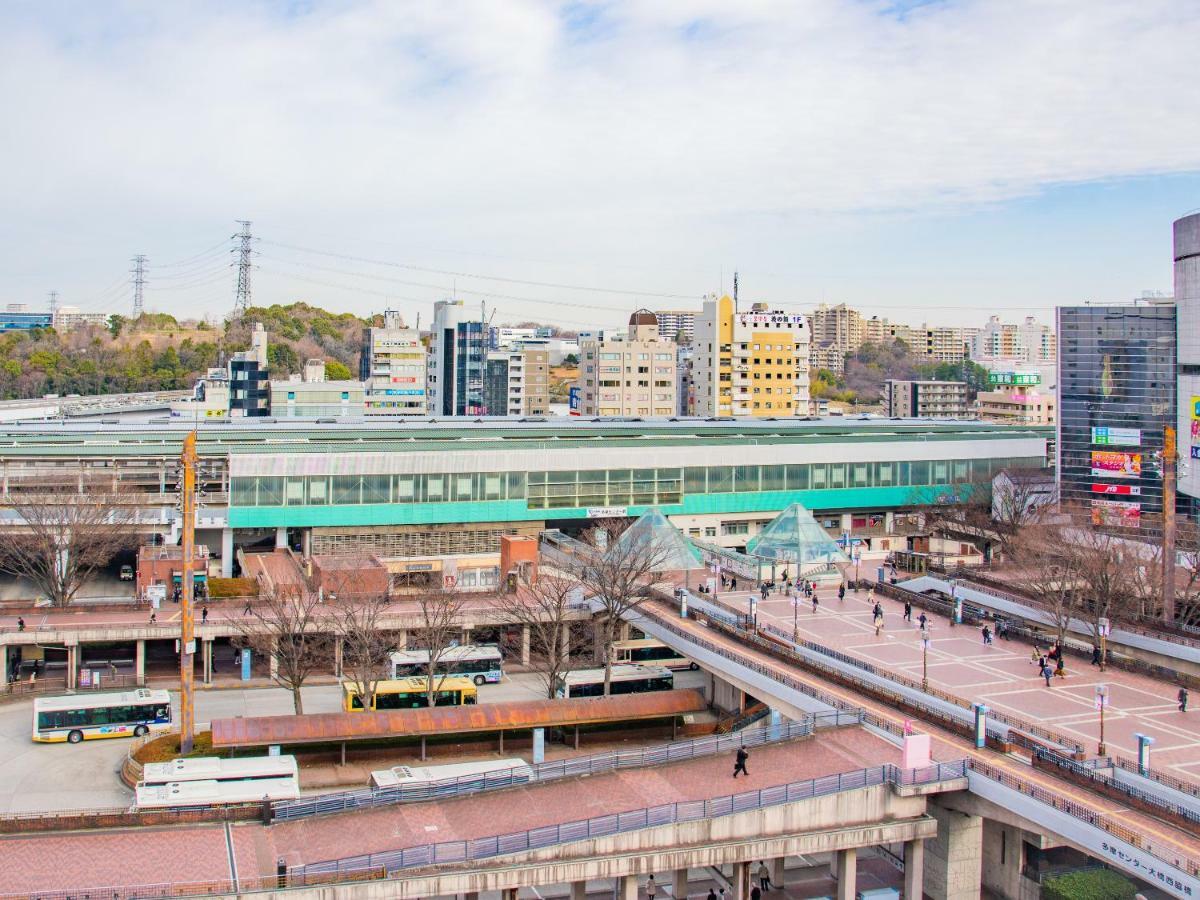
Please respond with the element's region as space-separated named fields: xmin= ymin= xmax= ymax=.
xmin=207 ymin=577 xmax=258 ymax=598
xmin=1042 ymin=868 xmax=1137 ymax=900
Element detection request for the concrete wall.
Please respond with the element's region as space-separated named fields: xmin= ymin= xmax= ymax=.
xmin=925 ymin=798 xmax=983 ymax=900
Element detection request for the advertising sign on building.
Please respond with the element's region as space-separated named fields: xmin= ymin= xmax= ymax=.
xmin=989 ymin=372 xmax=1040 ymax=386
xmin=569 ymin=386 xmax=581 ymax=416
xmin=1091 ymin=499 xmax=1141 ymax=528
xmin=1090 ymin=451 xmax=1141 ymax=478
xmin=1090 ymin=426 xmax=1142 ymax=447
xmin=1090 ymin=483 xmax=1141 ymax=496
xmin=586 ymin=507 xmax=628 ymax=519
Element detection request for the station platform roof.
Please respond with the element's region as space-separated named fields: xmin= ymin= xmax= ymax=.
xmin=211 ymin=689 xmax=708 ymax=749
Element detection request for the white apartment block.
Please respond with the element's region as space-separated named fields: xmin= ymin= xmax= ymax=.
xmin=360 ymin=309 xmax=428 ymax=415
xmin=653 ymin=310 xmax=698 ymax=343
xmin=575 ymin=311 xmax=677 ymax=417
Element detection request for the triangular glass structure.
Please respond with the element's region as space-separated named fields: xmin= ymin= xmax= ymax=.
xmin=745 ymin=503 xmax=850 ymax=568
xmin=613 ymin=508 xmax=705 ymax=570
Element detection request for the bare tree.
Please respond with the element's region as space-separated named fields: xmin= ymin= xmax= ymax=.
xmin=0 ymin=478 xmax=139 ymax=607
xmin=412 ymin=588 xmax=467 ymax=706
xmin=570 ymin=522 xmax=672 ymax=696
xmin=493 ymin=566 xmax=590 ymax=699
xmin=329 ymin=590 xmax=397 ymax=714
xmin=231 ymin=585 xmax=331 ymax=714
xmin=1073 ymin=521 xmax=1157 ymax=670
xmin=1010 ymin=519 xmax=1088 ymax=651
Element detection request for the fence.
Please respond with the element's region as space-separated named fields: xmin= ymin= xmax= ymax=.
xmin=290 ymin=759 xmax=970 ymax=883
xmin=272 ymin=710 xmax=860 ymax=821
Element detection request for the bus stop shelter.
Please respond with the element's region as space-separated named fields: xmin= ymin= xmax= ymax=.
xmin=211 ymin=690 xmax=708 ymax=764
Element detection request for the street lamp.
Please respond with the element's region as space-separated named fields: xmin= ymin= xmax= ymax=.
xmin=1096 ymin=684 xmax=1109 ymax=756
xmin=920 ymin=624 xmax=932 ymax=692
xmin=792 ymin=593 xmax=799 ymax=643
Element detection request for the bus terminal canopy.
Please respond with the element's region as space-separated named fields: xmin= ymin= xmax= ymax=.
xmin=211 ymin=690 xmax=707 ymax=750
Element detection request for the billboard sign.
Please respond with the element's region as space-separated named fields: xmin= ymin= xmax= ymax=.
xmin=989 ymin=372 xmax=1040 ymax=386
xmin=1090 ymin=451 xmax=1141 ymax=479
xmin=1091 ymin=427 xmax=1141 ymax=447
xmin=1090 ymin=483 xmax=1141 ymax=496
xmin=1091 ymin=499 xmax=1141 ymax=528
xmin=569 ymin=386 xmax=581 ymax=416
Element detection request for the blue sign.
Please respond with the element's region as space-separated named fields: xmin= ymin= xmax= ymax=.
xmin=382 ymin=389 xmax=425 ymax=396
xmin=241 ymin=649 xmax=252 ymax=681
xmin=568 ymin=386 xmax=580 ymax=413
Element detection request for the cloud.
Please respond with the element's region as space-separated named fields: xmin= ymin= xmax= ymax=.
xmin=1 ymin=0 xmax=1198 ymax=322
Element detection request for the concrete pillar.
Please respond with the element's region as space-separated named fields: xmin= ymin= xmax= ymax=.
xmin=463 ymin=893 xmax=479 ymax=900
xmin=461 ymin=627 xmax=472 ymax=645
xmin=885 ymin=510 xmax=895 ymax=533
xmin=570 ymin=880 xmax=588 ymax=900
xmin=221 ymin=528 xmax=234 ymax=578
xmin=334 ymin=637 xmax=343 ymax=678
xmin=135 ymin=639 xmax=146 ymax=686
xmin=397 ymin=629 xmax=407 ymax=650
xmin=66 ymin=645 xmax=77 ymax=690
xmin=520 ymin=625 xmax=531 ymax=666
xmin=840 ymin=512 xmax=853 ymax=534
xmin=618 ymin=621 xmax=631 ymax=641
xmin=202 ymin=639 xmax=213 ymax=685
xmin=275 ymin=527 xmax=287 ymax=550
xmin=593 ymin=619 xmax=605 ymax=663
xmin=0 ymin=644 xmax=7 ymax=686
xmin=835 ymin=848 xmax=857 ymax=900
xmin=730 ymin=861 xmax=748 ymax=900
xmin=769 ymin=857 xmax=786 ymax=889
xmin=672 ymin=868 xmax=689 ymax=899
xmin=616 ymin=874 xmax=637 ymax=900
xmin=532 ymin=727 xmax=545 ymax=763
xmin=500 ymin=890 xmax=518 ymax=900
xmin=926 ymin=802 xmax=983 ymax=900
xmin=561 ymin=622 xmax=571 ymax=665
xmin=301 ymin=528 xmax=312 ymax=558
xmin=904 ymin=838 xmax=925 ymax=899
xmin=268 ymin=638 xmax=279 ymax=680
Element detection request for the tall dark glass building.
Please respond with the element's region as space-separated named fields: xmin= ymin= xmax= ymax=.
xmin=1057 ymin=302 xmax=1177 ymax=529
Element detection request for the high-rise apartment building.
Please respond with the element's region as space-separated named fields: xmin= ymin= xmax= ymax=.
xmin=1175 ymin=214 xmax=1200 ymax=503
xmin=575 ymin=311 xmax=678 ymax=417
xmin=1057 ymin=300 xmax=1177 ymax=526
xmin=884 ymin=380 xmax=968 ymax=418
xmin=228 ymin=323 xmax=270 ymax=417
xmin=360 ymin=309 xmax=428 ymax=415
xmin=483 ymin=348 xmax=550 ymax=416
xmin=971 ymin=316 xmax=1056 ymax=388
xmin=428 ymin=300 xmax=486 ymax=417
xmin=653 ymin=310 xmax=698 ymax=343
xmin=692 ymin=296 xmax=810 ymax=417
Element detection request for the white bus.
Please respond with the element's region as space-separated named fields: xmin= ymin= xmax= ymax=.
xmin=391 ymin=644 xmax=504 ymax=685
xmin=135 ymin=777 xmax=300 ymax=808
xmin=555 ymin=665 xmax=674 ymax=698
xmin=370 ymin=758 xmax=532 ymax=793
xmin=610 ymin=638 xmax=698 ymax=671
xmin=141 ymin=754 xmax=299 ymax=787
xmin=32 ymin=689 xmax=172 ymax=744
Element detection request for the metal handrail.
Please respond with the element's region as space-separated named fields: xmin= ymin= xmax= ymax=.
xmin=290 ymin=760 xmax=970 ymax=882
xmin=1033 ymin=749 xmax=1200 ymax=828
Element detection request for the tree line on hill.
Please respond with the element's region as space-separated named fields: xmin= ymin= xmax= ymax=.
xmin=811 ymin=340 xmax=991 ymax=406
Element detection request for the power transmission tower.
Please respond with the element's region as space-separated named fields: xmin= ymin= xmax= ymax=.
xmin=47 ymin=291 xmax=58 ymax=318
xmin=131 ymin=255 xmax=148 ymax=319
xmin=232 ymin=220 xmax=254 ymax=318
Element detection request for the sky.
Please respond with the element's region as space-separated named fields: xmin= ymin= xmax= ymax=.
xmin=2 ymin=0 xmax=1200 ymax=331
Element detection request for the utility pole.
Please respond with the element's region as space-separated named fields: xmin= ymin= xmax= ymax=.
xmin=179 ymin=432 xmax=198 ymax=755
xmin=1162 ymin=425 xmax=1177 ymax=624
xmin=47 ymin=290 xmax=59 ymax=318
xmin=131 ymin=255 xmax=148 ymax=320
xmin=233 ymin=220 xmax=254 ymax=319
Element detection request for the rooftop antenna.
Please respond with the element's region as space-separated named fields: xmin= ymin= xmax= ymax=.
xmin=733 ymin=271 xmax=739 ymax=310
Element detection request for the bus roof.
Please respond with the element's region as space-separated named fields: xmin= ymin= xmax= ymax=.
xmin=135 ymin=776 xmax=299 ymax=807
xmin=371 ymin=758 xmax=531 ymax=787
xmin=611 ymin=638 xmax=669 ymax=649
xmin=33 ymin=688 xmax=170 ymax=712
xmin=341 ymin=676 xmax=478 ymax=694
xmin=560 ymin=665 xmax=672 ymax=685
xmin=141 ymin=754 xmax=297 ymax=785
xmin=390 ymin=645 xmax=502 ymax=663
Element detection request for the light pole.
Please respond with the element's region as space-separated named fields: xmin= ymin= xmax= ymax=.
xmin=1098 ymin=616 xmax=1110 ymax=672
xmin=792 ymin=594 xmax=799 ymax=643
xmin=1096 ymin=684 xmax=1109 ymax=756
xmin=920 ymin=624 xmax=932 ymax=692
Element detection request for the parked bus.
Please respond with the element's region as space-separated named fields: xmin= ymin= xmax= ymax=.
xmin=342 ymin=676 xmax=479 ymax=712
xmin=555 ymin=665 xmax=674 ymax=699
xmin=135 ymin=777 xmax=300 ymax=808
xmin=610 ymin=638 xmax=698 ymax=671
xmin=370 ymin=758 xmax=532 ymax=793
xmin=390 ymin=644 xmax=504 ymax=685
xmin=32 ymin=689 xmax=172 ymax=744
xmin=141 ymin=754 xmax=299 ymax=788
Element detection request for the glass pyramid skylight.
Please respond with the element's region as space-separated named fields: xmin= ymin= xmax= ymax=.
xmin=744 ymin=503 xmax=850 ymax=567
xmin=613 ymin=508 xmax=705 ymax=570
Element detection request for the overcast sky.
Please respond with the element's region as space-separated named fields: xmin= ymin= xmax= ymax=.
xmin=3 ymin=0 xmax=1199 ymax=330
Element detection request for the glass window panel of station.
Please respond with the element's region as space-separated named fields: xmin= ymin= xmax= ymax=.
xmin=828 ymin=463 xmax=846 ymax=489
xmin=285 ymin=478 xmax=306 ymax=506
xmin=708 ymin=466 xmax=733 ymax=493
xmin=394 ymin=475 xmax=417 ymax=502
xmin=761 ymin=465 xmax=786 ymax=492
xmin=332 ymin=476 xmax=362 ymax=504
xmin=785 ymin=465 xmax=808 ymax=491
xmin=362 ymin=475 xmax=391 ymax=504
xmin=733 ymin=465 xmax=760 ymax=493
xmin=231 ymin=479 xmax=257 ymax=506
xmin=256 ymin=477 xmax=284 ymax=506
xmin=307 ymin=477 xmax=328 ymax=505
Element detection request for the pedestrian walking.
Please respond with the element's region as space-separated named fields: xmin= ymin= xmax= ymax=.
xmin=731 ymin=577 xmax=737 ymax=591
xmin=751 ymin=886 xmax=761 ymax=900
xmin=16 ymin=617 xmax=25 ymax=632
xmin=1091 ymin=645 xmax=1101 ymax=666
xmin=1041 ymin=662 xmax=1052 ymax=687
xmin=981 ymin=626 xmax=992 ymax=645
xmin=866 ymin=587 xmax=875 ymax=605
xmin=1030 ymin=646 xmax=1041 ymax=665
xmin=874 ymin=612 xmax=884 ymax=636
xmin=760 ymin=583 xmax=769 ymax=601
xmin=811 ymin=592 xmax=819 ymax=614
xmin=149 ymin=611 xmax=157 ymax=625
xmin=244 ymin=600 xmax=253 ymax=616
xmin=707 ymin=890 xmax=717 ymax=900
xmin=758 ymin=861 xmax=771 ymax=892
xmin=201 ymin=606 xmax=209 ymax=624
xmin=1180 ymin=688 xmax=1189 ymax=713
xmin=733 ymin=746 xmax=749 ymax=778
xmin=838 ymin=583 xmax=846 ymax=602
xmin=903 ymin=601 xmax=912 ymax=621
xmin=918 ymin=612 xmax=928 ymax=630
xmin=1055 ymin=656 xmax=1066 ymax=679
xmin=646 ymin=874 xmax=657 ymax=899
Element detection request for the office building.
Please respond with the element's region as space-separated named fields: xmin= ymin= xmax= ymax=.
xmin=360 ymin=310 xmax=427 ymax=415
xmin=977 ymin=380 xmax=1056 ymax=425
xmin=0 ymin=310 xmax=53 ymax=332
xmin=692 ymin=296 xmax=810 ymax=417
xmin=428 ymin=300 xmax=486 ymax=417
xmin=270 ymin=361 xmax=366 ymax=418
xmin=1175 ymin=213 xmax=1200 ymax=503
xmin=1057 ymin=300 xmax=1176 ymax=525
xmin=228 ymin=323 xmax=270 ymax=417
xmin=654 ymin=310 xmax=698 ymax=343
xmin=483 ymin=348 xmax=550 ymax=416
xmin=676 ymin=343 xmax=695 ymax=416
xmin=884 ymin=380 xmax=968 ymax=418
xmin=489 ymin=327 xmax=539 ymax=350
xmin=575 ymin=311 xmax=678 ymax=417
xmin=52 ymin=305 xmax=109 ymax=331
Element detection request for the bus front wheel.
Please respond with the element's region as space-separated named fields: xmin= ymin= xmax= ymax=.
xmin=67 ymin=730 xmax=83 ymax=744
xmin=133 ymin=725 xmax=148 ymax=737
xmin=688 ymin=662 xmax=699 ymax=671
xmin=473 ymin=675 xmax=486 ymax=686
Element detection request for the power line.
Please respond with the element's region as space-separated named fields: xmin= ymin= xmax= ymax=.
xmin=47 ymin=290 xmax=58 ymax=318
xmin=153 ymin=238 xmax=233 ymax=269
xmin=131 ymin=255 xmax=148 ymax=319
xmin=232 ymin=221 xmax=255 ymax=319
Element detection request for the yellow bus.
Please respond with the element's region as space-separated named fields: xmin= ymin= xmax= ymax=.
xmin=610 ymin=638 xmax=698 ymax=671
xmin=342 ymin=677 xmax=478 ymax=712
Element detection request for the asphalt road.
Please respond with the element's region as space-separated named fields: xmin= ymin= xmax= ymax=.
xmin=0 ymin=668 xmax=705 ymax=814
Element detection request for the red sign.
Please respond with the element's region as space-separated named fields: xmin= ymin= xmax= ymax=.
xmin=1090 ymin=483 xmax=1141 ymax=496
